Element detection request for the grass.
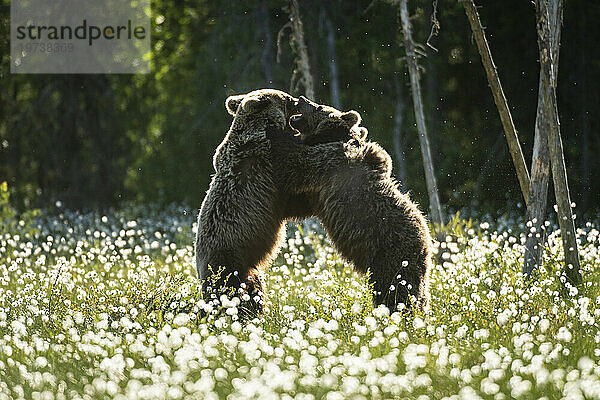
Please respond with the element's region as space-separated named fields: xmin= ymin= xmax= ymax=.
xmin=1 ymin=202 xmax=600 ymax=399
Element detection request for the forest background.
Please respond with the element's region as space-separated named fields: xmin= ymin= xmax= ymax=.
xmin=1 ymin=0 xmax=597 ymax=217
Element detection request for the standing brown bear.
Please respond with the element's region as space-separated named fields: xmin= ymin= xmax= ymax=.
xmin=195 ymin=89 xmax=312 ymax=316
xmin=269 ymin=96 xmax=433 ymax=311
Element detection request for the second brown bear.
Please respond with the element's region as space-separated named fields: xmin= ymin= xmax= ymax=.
xmin=269 ymin=97 xmax=433 ymax=312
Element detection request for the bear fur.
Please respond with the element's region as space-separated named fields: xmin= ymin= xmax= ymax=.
xmin=195 ymin=89 xmax=313 ymax=316
xmin=269 ymin=97 xmax=432 ymax=311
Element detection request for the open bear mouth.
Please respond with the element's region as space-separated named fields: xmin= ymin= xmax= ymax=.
xmin=288 ymin=114 xmax=304 ymax=137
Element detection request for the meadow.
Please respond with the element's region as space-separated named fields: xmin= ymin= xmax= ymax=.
xmin=1 ymin=201 xmax=600 ymax=400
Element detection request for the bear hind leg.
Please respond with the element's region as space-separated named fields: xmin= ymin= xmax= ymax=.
xmin=370 ymin=266 xmax=422 ymax=313
xmin=238 ymin=268 xmax=266 ymax=318
xmin=371 ymin=275 xmax=411 ymax=313
xmin=201 ymin=263 xmax=266 ymax=318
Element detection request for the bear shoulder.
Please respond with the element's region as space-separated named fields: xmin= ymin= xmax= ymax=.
xmin=213 ymin=127 xmax=272 ymax=173
xmin=344 ymin=140 xmax=392 ymax=179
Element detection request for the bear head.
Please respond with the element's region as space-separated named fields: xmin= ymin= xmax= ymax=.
xmin=289 ymin=96 xmax=391 ymax=178
xmin=225 ymin=89 xmax=298 ymax=134
xmin=289 ymin=96 xmax=368 ymax=145
xmin=214 ymin=89 xmax=298 ymax=173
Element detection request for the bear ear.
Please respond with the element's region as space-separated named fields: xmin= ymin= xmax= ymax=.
xmin=341 ymin=110 xmax=361 ymax=126
xmin=225 ymin=95 xmax=245 ymax=116
xmin=241 ymin=96 xmax=270 ymax=113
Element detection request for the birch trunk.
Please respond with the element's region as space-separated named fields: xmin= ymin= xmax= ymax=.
xmin=398 ymin=0 xmax=444 ymax=229
xmin=535 ymin=0 xmax=582 ymax=287
xmin=523 ymin=0 xmax=561 ymax=277
xmin=258 ymin=0 xmax=274 ymax=86
xmin=288 ymin=0 xmax=315 ymax=99
xmin=323 ymin=7 xmax=341 ymax=109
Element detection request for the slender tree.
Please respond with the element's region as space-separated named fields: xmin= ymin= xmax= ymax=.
xmin=523 ymin=0 xmax=561 ymax=277
xmin=257 ymin=0 xmax=274 ymax=86
xmin=534 ymin=0 xmax=582 ymax=287
xmin=278 ymin=0 xmax=315 ymax=99
xmin=322 ymin=6 xmax=341 ymax=109
xmin=462 ymin=0 xmax=531 ymax=204
xmin=396 ymin=0 xmax=444 ymax=230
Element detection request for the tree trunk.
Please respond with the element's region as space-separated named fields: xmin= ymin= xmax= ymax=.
xmin=535 ymin=0 xmax=582 ymax=287
xmin=282 ymin=0 xmax=315 ymax=99
xmin=393 ymin=75 xmax=408 ymax=193
xmin=258 ymin=0 xmax=274 ymax=86
xmin=523 ymin=87 xmax=551 ymax=275
xmin=462 ymin=0 xmax=531 ymax=204
xmin=523 ymin=0 xmax=561 ymax=277
xmin=398 ymin=0 xmax=444 ymax=229
xmin=323 ymin=7 xmax=341 ymax=109
xmin=425 ymin=0 xmax=440 ymax=164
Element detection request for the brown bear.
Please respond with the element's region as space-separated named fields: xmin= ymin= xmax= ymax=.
xmin=195 ymin=89 xmax=313 ymax=316
xmin=268 ymin=96 xmax=432 ymax=312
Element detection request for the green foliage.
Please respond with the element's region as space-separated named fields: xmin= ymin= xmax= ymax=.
xmin=1 ymin=0 xmax=599 ymax=212
xmin=441 ymin=211 xmax=478 ymax=239
xmin=0 ymin=181 xmax=16 ymax=229
xmin=0 ymin=181 xmax=40 ymax=235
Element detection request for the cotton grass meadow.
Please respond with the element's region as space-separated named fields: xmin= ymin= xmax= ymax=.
xmin=1 ymin=203 xmax=600 ymax=399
